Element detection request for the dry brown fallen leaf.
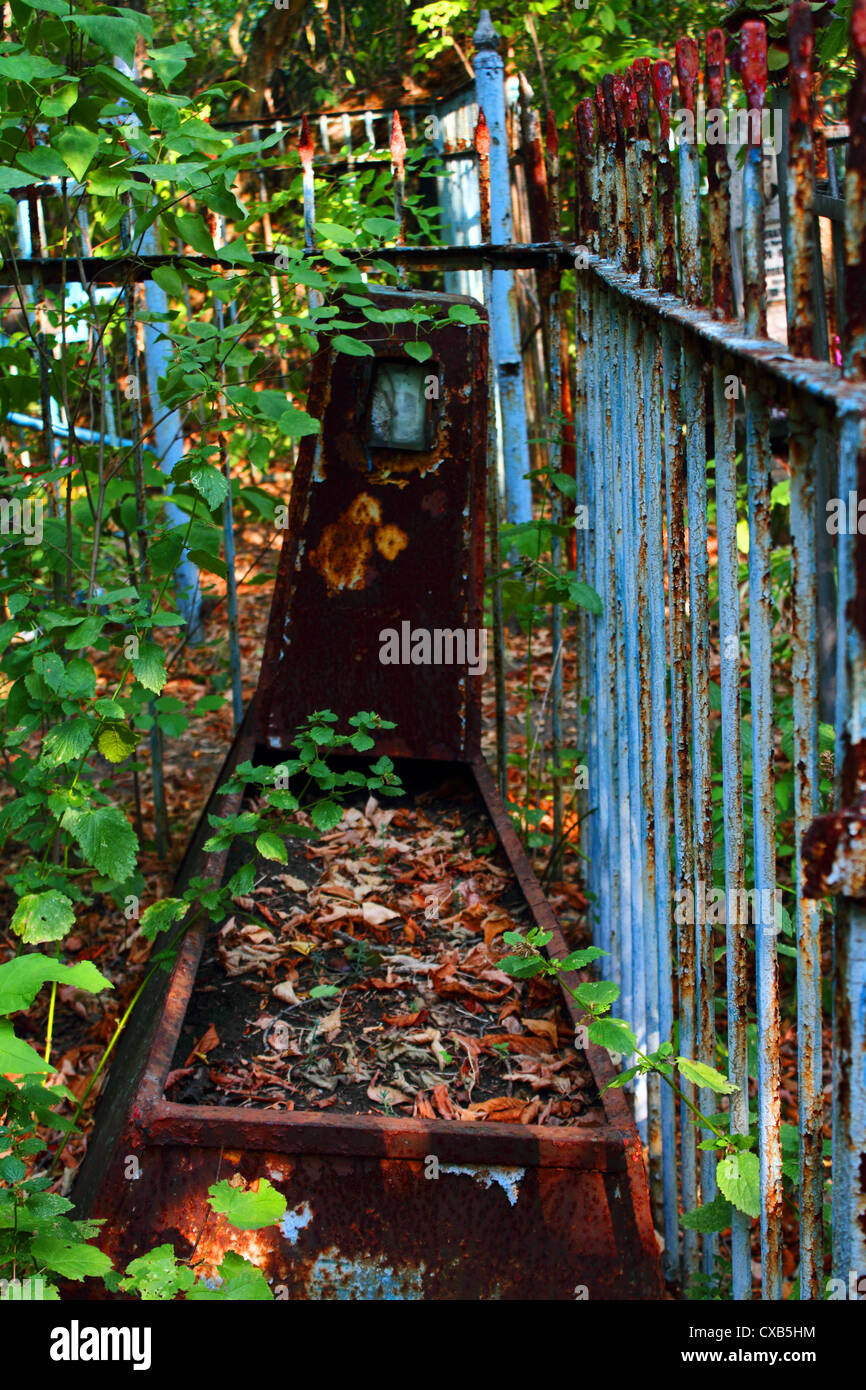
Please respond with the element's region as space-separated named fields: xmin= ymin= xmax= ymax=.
xmin=524 ymin=1017 xmax=559 ymax=1047
xmin=313 ymin=1003 xmax=342 ymax=1039
xmin=272 ymin=979 xmax=301 ymax=1006
xmin=367 ymin=1081 xmax=412 ymax=1107
xmin=184 ymin=1023 xmax=219 ymax=1066
xmin=279 ymin=874 xmax=309 ymax=894
xmin=361 ymin=900 xmax=400 ymax=926
xmin=432 ymin=1083 xmax=457 ymax=1119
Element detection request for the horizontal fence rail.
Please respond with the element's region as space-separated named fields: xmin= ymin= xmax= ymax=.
xmin=574 ymin=2 xmax=866 ymax=1299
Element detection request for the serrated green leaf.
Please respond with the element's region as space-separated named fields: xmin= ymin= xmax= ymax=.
xmin=208 ymin=1177 xmax=286 ymax=1230
xmin=186 ymin=1249 xmax=273 ymax=1300
xmin=603 ymin=1064 xmax=639 ymax=1091
xmin=558 ymin=946 xmax=607 ymax=971
xmin=190 ymin=465 xmax=229 ymax=511
xmin=30 ymin=1232 xmax=113 ymax=1281
xmin=716 ymin=1150 xmax=761 ymax=1219
xmin=311 ymin=800 xmax=343 ymax=832
xmin=566 ymin=579 xmax=603 ymax=615
xmin=587 ymin=1017 xmax=637 ymax=1053
xmin=61 ymin=805 xmax=138 ymax=881
xmin=140 ymin=898 xmax=188 ymax=942
xmin=11 ymin=891 xmax=75 ymax=945
xmin=676 ymin=1057 xmax=739 ymax=1095
xmin=119 ymin=1243 xmax=195 ymax=1300
xmin=97 ymin=723 xmax=139 ymax=763
xmin=572 ymin=980 xmax=620 ymax=1011
xmin=448 ymin=303 xmax=481 ymax=325
xmin=131 ymin=641 xmax=167 ymax=694
xmin=277 ymin=406 xmax=321 ymax=437
xmin=42 ymin=717 xmax=96 ymax=765
xmin=256 ymin=831 xmax=287 ymax=864
xmin=33 ymin=652 xmax=64 ymax=692
xmin=680 ymin=1191 xmax=734 ymax=1232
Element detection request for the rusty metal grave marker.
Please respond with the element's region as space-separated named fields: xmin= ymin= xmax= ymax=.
xmin=73 ymin=289 xmax=660 ymax=1300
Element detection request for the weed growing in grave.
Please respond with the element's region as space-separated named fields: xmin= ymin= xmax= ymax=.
xmin=497 ymin=929 xmax=762 ymax=1226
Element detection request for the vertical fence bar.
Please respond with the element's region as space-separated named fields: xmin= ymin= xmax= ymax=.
xmin=676 ymin=34 xmax=717 ymax=1275
xmin=614 ymin=70 xmax=650 ymax=1136
xmin=654 ymin=57 xmax=700 ymax=1287
xmin=741 ymin=20 xmax=784 ymax=1302
xmin=476 ymin=112 xmax=508 ymax=802
xmin=602 ymin=74 xmax=635 ymax=1069
xmin=633 ymin=53 xmax=673 ymax=1256
xmin=208 ymin=213 xmax=243 ymax=732
xmin=391 ymin=111 xmax=408 ymax=290
xmin=579 ymin=100 xmax=611 ymax=973
xmin=473 ymin=10 xmax=533 ymax=526
xmin=595 ymin=86 xmax=621 ymax=990
xmin=784 ymin=0 xmax=824 ymax=1301
xmin=829 ymin=0 xmax=866 ymax=1291
xmin=704 ymin=25 xmax=752 ymax=1302
xmin=546 ymin=112 xmax=564 ymax=880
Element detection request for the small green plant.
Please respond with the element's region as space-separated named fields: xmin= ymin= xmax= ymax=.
xmin=498 ymin=929 xmax=761 ymax=1225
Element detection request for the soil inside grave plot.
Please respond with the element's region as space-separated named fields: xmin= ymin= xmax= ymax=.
xmin=169 ymin=765 xmax=603 ymax=1125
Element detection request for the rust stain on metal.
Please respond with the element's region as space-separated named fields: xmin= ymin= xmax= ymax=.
xmin=802 ymin=790 xmax=866 ymax=898
xmin=787 ymin=3 xmax=816 ymax=359
xmin=652 ymin=61 xmax=677 ymax=294
xmin=846 ymin=0 xmax=866 ymax=378
xmin=675 ymin=36 xmax=699 ymax=113
xmin=309 ymin=492 xmax=388 ymax=593
xmin=741 ymin=21 xmax=768 ymax=123
xmin=705 ymin=29 xmax=734 ymax=319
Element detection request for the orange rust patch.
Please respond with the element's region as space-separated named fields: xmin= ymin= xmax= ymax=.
xmin=310 ymin=493 xmax=407 ymax=594
xmin=374 ymin=524 xmax=408 ymax=562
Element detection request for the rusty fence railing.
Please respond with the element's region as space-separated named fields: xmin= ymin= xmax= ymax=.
xmin=572 ymin=2 xmax=866 ymax=1300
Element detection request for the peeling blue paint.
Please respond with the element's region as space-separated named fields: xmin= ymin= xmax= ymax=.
xmin=281 ymin=1200 xmax=314 ymax=1245
xmin=440 ymin=1163 xmax=525 ymax=1206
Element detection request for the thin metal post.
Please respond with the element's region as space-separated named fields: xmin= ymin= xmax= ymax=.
xmin=741 ymin=19 xmax=784 ymax=1304
xmin=473 ymin=10 xmax=532 ymax=524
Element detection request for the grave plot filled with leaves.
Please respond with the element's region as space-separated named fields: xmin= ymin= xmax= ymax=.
xmin=170 ymin=777 xmax=601 ymax=1126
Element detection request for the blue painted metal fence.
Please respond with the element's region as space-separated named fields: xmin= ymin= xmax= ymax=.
xmin=573 ymin=2 xmax=866 ymax=1299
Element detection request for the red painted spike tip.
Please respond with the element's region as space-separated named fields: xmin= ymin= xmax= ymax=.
xmin=390 ymin=110 xmax=406 ymax=165
xmin=740 ymin=20 xmax=768 ymax=113
xmin=474 ymin=109 xmax=490 ymax=158
xmin=675 ymin=35 xmax=700 ymax=110
xmin=788 ymin=3 xmax=814 ymax=123
xmin=298 ymin=114 xmax=314 ymax=167
xmin=545 ymin=109 xmax=559 ymax=158
xmin=853 ymin=0 xmax=866 ymax=64
xmin=610 ymin=71 xmax=626 ymax=135
xmin=601 ymin=74 xmax=617 ymax=143
xmin=651 ymin=60 xmax=673 ymax=141
xmin=632 ymin=58 xmax=652 ymax=134
xmin=705 ymin=29 xmax=726 ymax=109
xmin=576 ymin=98 xmax=596 ymax=157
